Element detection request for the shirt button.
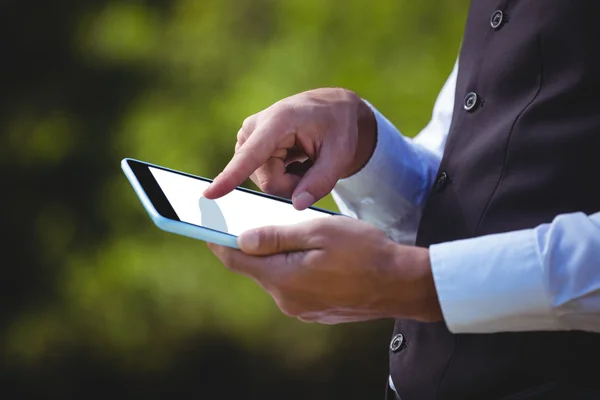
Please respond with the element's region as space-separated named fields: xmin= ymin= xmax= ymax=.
xmin=390 ymin=334 xmax=405 ymax=352
xmin=435 ymin=172 xmax=450 ymax=192
xmin=463 ymin=91 xmax=479 ymax=112
xmin=490 ymin=10 xmax=504 ymax=29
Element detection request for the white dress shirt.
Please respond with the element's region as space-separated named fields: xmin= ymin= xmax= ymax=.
xmin=332 ymin=60 xmax=600 ymax=335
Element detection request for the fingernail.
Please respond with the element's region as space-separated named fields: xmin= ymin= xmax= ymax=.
xmin=293 ymin=191 xmax=315 ymax=210
xmin=238 ymin=230 xmax=260 ymax=252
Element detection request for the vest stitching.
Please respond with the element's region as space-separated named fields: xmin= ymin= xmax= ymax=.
xmin=473 ymin=33 xmax=544 ymax=237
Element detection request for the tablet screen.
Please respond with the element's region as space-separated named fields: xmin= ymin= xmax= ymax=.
xmin=148 ymin=166 xmax=332 ymax=236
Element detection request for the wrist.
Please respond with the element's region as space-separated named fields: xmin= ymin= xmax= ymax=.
xmin=389 ymin=244 xmax=443 ymax=323
xmin=343 ymin=97 xmax=377 ymax=178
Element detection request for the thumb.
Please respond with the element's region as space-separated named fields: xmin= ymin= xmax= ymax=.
xmin=237 ymin=224 xmax=314 ymax=255
xmin=291 ymin=145 xmax=346 ymax=210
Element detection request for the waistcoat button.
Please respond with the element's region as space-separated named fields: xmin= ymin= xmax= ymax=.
xmin=463 ymin=91 xmax=479 ymax=111
xmin=390 ymin=334 xmax=404 ymax=352
xmin=490 ymin=10 xmax=504 ymax=29
xmin=435 ymin=172 xmax=450 ymax=192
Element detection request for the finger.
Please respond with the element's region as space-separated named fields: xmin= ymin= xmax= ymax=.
xmin=249 ymin=148 xmax=294 ymax=189
xmin=208 ymin=240 xmax=287 ymax=281
xmin=233 ymin=116 xmax=256 ymax=166
xmin=291 ymin=141 xmax=348 ymax=210
xmin=253 ymin=157 xmax=301 ymax=198
xmin=237 ymin=115 xmax=256 ymax=143
xmin=203 ymin=126 xmax=282 ymax=199
xmin=237 ymin=221 xmax=322 ymax=255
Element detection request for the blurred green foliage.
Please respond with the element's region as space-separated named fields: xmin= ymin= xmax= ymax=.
xmin=0 ymin=0 xmax=467 ymax=397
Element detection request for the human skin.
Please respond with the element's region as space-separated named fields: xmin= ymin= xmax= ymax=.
xmin=203 ymin=88 xmax=443 ymax=324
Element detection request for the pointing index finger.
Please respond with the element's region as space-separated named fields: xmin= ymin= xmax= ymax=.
xmin=203 ymin=126 xmax=281 ymax=199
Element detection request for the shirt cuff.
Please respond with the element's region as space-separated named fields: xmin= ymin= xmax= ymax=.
xmin=331 ymin=102 xmax=438 ymax=243
xmin=429 ymin=229 xmax=560 ymax=333
xmin=334 ymin=101 xmax=437 ymax=210
xmin=336 ymin=102 xmax=411 ymax=190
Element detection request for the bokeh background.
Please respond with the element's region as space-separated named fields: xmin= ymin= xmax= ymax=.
xmin=0 ymin=1 xmax=467 ymax=398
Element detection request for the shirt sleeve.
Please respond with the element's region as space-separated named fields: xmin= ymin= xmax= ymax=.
xmin=431 ymin=211 xmax=600 ymax=333
xmin=331 ymin=60 xmax=458 ymax=244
